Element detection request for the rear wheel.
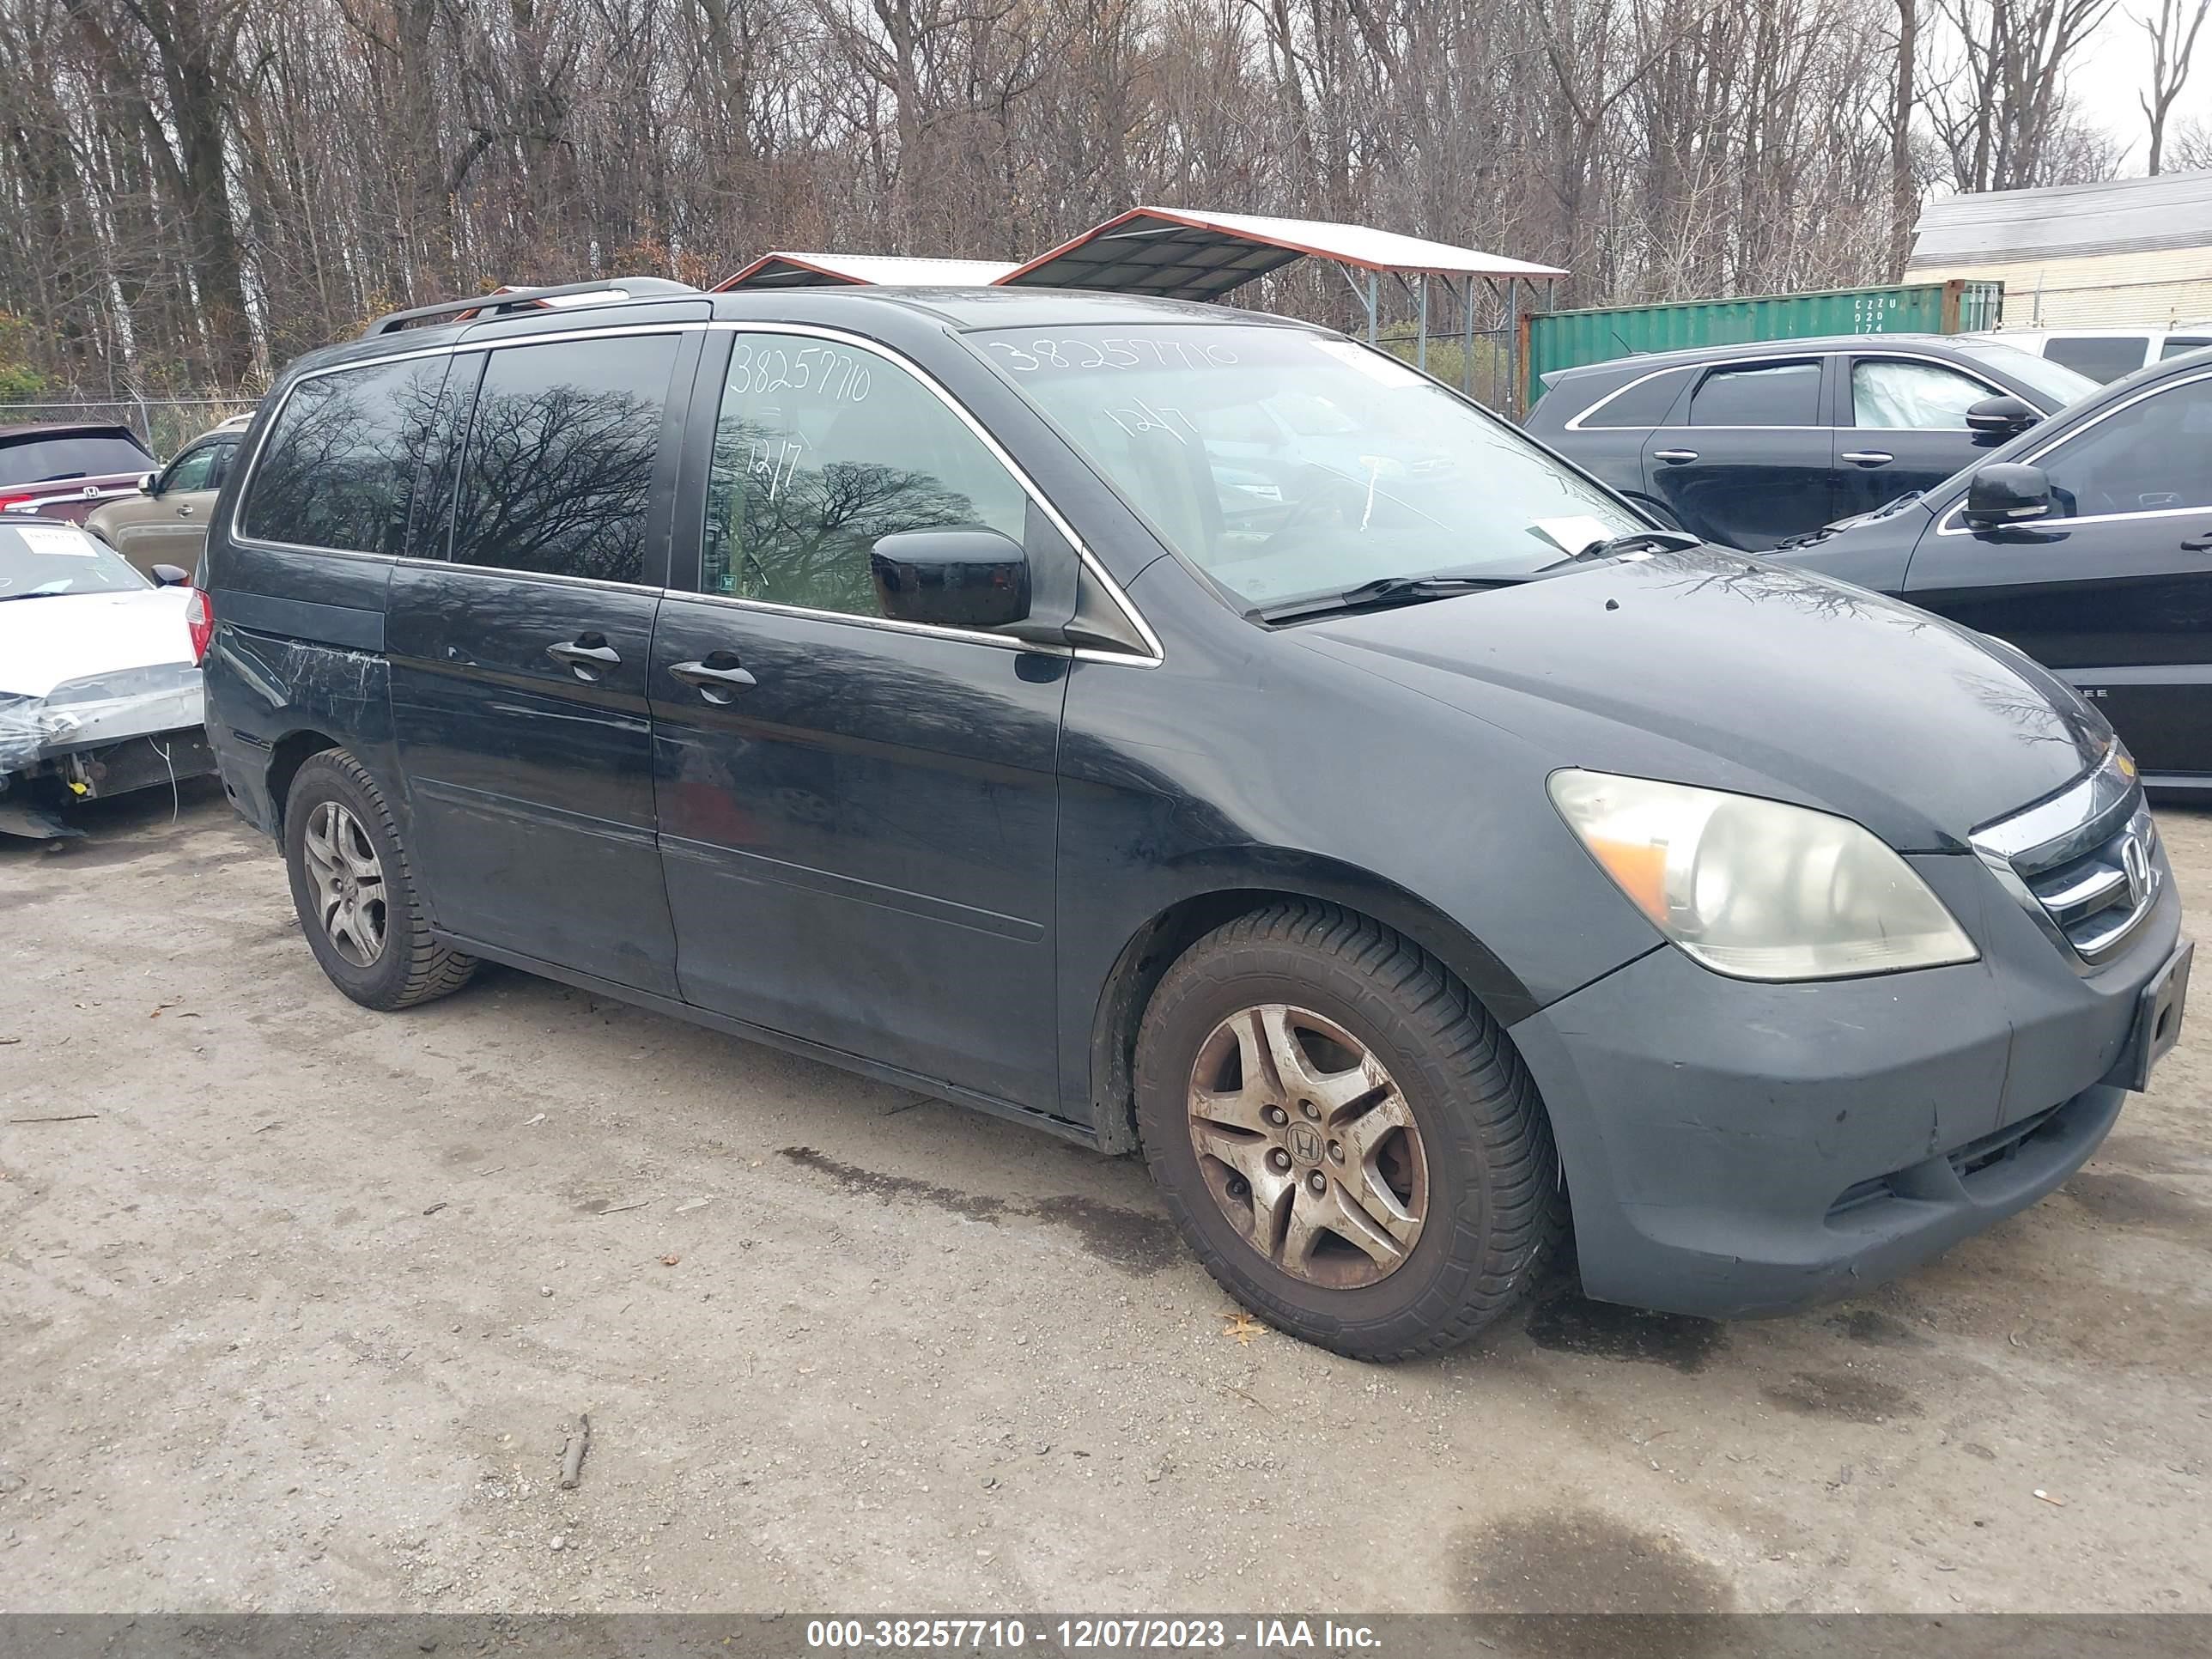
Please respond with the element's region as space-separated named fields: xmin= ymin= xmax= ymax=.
xmin=283 ymin=750 xmax=475 ymax=1011
xmin=1135 ymin=902 xmax=1562 ymax=1360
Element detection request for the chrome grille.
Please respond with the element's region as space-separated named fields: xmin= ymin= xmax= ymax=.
xmin=1972 ymin=748 xmax=2160 ymax=971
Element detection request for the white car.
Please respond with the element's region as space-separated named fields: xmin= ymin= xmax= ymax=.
xmin=0 ymin=518 xmax=213 ymax=839
xmin=1960 ymin=326 xmax=2212 ymax=384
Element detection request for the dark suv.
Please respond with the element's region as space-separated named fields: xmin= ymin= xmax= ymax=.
xmin=198 ymin=280 xmax=2189 ymax=1360
xmin=1525 ymin=334 xmax=2095 ymax=549
xmin=1775 ymin=345 xmax=2212 ymax=789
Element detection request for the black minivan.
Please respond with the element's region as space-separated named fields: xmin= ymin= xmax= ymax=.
xmin=198 ymin=280 xmax=2189 ymax=1360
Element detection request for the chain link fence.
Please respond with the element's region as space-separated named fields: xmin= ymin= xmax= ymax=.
xmin=0 ymin=397 xmax=257 ymax=460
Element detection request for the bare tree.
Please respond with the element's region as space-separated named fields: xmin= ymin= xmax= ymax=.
xmin=1927 ymin=0 xmax=2115 ymax=191
xmin=2136 ymin=0 xmax=2210 ymax=173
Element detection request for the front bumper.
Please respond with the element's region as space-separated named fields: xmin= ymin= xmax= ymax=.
xmin=1509 ymin=848 xmax=2183 ymax=1319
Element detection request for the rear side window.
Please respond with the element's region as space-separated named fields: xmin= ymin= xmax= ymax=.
xmin=2159 ymin=337 xmax=2212 ymax=361
xmin=2043 ymin=337 xmax=2148 ymax=382
xmin=1577 ymin=368 xmax=1690 ymax=428
xmin=1688 ymin=361 xmax=1820 ymax=427
xmin=448 ymin=335 xmax=679 ymax=584
xmin=242 ymin=357 xmax=451 ymax=553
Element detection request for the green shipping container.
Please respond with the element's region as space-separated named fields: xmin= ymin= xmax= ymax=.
xmin=1521 ymin=279 xmax=2004 ymax=407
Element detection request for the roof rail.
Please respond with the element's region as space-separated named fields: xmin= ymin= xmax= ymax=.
xmin=362 ymin=277 xmax=699 ymax=338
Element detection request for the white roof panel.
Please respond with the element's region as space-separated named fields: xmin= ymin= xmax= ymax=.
xmin=716 ymin=252 xmax=1019 ymax=290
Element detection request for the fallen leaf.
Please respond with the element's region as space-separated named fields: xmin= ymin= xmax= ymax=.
xmin=1222 ymin=1312 xmax=1262 ymax=1346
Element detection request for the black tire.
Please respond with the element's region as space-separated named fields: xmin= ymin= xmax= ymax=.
xmin=1135 ymin=901 xmax=1563 ymax=1361
xmin=282 ymin=749 xmax=476 ymax=1012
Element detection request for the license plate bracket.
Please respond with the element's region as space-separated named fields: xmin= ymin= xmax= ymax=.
xmin=2114 ymin=938 xmax=2192 ymax=1092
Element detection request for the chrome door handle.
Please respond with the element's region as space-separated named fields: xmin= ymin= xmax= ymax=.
xmin=1652 ymin=449 xmax=1698 ymax=464
xmin=546 ymin=634 xmax=621 ymax=681
xmin=669 ymin=653 xmax=758 ymax=704
xmin=1840 ymin=451 xmax=1895 ymax=466
xmin=176 ymin=503 xmax=195 ymax=517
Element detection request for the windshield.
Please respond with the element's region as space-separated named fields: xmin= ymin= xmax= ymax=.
xmin=0 ymin=521 xmax=151 ymax=599
xmin=968 ymin=325 xmax=1647 ymax=607
xmin=1954 ymin=340 xmax=2098 ymax=409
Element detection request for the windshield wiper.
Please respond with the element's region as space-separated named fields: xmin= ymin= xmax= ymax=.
xmin=1255 ymin=573 xmax=1528 ymax=624
xmin=1556 ymin=529 xmax=1704 ymax=562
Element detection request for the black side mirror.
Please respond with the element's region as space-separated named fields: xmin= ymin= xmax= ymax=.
xmin=137 ymin=471 xmax=158 ymax=495
xmin=870 ymin=528 xmax=1031 ymax=630
xmin=1962 ymin=463 xmax=2054 ymax=528
xmin=1966 ymin=394 xmax=2040 ymax=438
xmin=150 ymin=563 xmax=191 ymax=587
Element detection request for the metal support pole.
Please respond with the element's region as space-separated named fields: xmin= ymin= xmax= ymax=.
xmin=1416 ymin=276 xmax=1429 ymax=374
xmin=1462 ymin=276 xmax=1475 ymax=394
xmin=1366 ymin=272 xmax=1379 ymax=343
xmin=1506 ymin=278 xmax=1522 ymax=419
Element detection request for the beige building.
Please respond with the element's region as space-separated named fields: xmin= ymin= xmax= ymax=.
xmin=1908 ymin=171 xmax=2212 ymax=329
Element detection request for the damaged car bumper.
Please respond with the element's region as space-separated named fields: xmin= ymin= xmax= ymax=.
xmin=1509 ymin=849 xmax=2184 ymax=1320
xmin=0 ymin=666 xmax=214 ymax=836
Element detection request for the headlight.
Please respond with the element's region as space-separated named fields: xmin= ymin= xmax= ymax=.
xmin=1548 ymin=769 xmax=1978 ymax=981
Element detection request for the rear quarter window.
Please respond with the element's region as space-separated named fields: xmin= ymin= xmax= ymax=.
xmin=1571 ymin=367 xmax=1692 ymax=428
xmin=240 ymin=356 xmax=452 ymax=554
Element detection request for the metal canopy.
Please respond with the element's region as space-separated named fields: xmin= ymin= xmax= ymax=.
xmin=714 ymin=252 xmax=1022 ymax=291
xmin=996 ymin=206 xmax=1566 ymax=301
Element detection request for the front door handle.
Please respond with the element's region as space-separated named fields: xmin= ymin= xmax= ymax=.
xmin=1840 ymin=451 xmax=1895 ymax=466
xmin=176 ymin=502 xmax=196 ymax=517
xmin=2181 ymin=530 xmax=2212 ymax=551
xmin=1652 ymin=449 xmax=1698 ymax=464
xmin=546 ymin=634 xmax=621 ymax=681
xmin=669 ymin=653 xmax=758 ymax=704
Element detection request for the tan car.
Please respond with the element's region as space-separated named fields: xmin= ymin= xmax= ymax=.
xmin=84 ymin=419 xmax=250 ymax=578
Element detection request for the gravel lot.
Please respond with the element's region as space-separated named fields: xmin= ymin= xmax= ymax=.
xmin=3 ymin=781 xmax=2209 ymax=1615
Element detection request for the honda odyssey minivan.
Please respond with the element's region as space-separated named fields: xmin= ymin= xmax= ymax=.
xmin=197 ymin=280 xmax=2190 ymax=1360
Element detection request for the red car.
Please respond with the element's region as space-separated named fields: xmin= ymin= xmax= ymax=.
xmin=0 ymin=422 xmax=161 ymax=524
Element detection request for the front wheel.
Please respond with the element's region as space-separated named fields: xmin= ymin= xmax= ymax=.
xmin=283 ymin=750 xmax=476 ymax=1011
xmin=1134 ymin=902 xmax=1563 ymax=1360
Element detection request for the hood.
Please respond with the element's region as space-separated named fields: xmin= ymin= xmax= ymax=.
xmin=0 ymin=586 xmax=195 ymax=699
xmin=1291 ymin=547 xmax=2106 ymax=851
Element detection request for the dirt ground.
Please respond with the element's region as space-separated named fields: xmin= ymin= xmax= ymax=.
xmin=3 ymin=780 xmax=2209 ymax=1616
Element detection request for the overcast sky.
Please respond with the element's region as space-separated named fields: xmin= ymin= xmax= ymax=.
xmin=2072 ymin=5 xmax=2211 ymax=167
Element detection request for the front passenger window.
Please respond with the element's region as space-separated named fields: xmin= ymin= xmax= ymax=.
xmin=702 ymin=333 xmax=1029 ymax=617
xmin=2035 ymin=376 xmax=2212 ymax=519
xmin=1851 ymin=360 xmax=1992 ymax=429
xmin=159 ymin=447 xmax=219 ymax=494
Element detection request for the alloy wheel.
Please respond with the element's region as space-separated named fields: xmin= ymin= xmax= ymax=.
xmin=301 ymin=799 xmax=388 ymax=968
xmin=1185 ymin=1003 xmax=1428 ymax=1288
